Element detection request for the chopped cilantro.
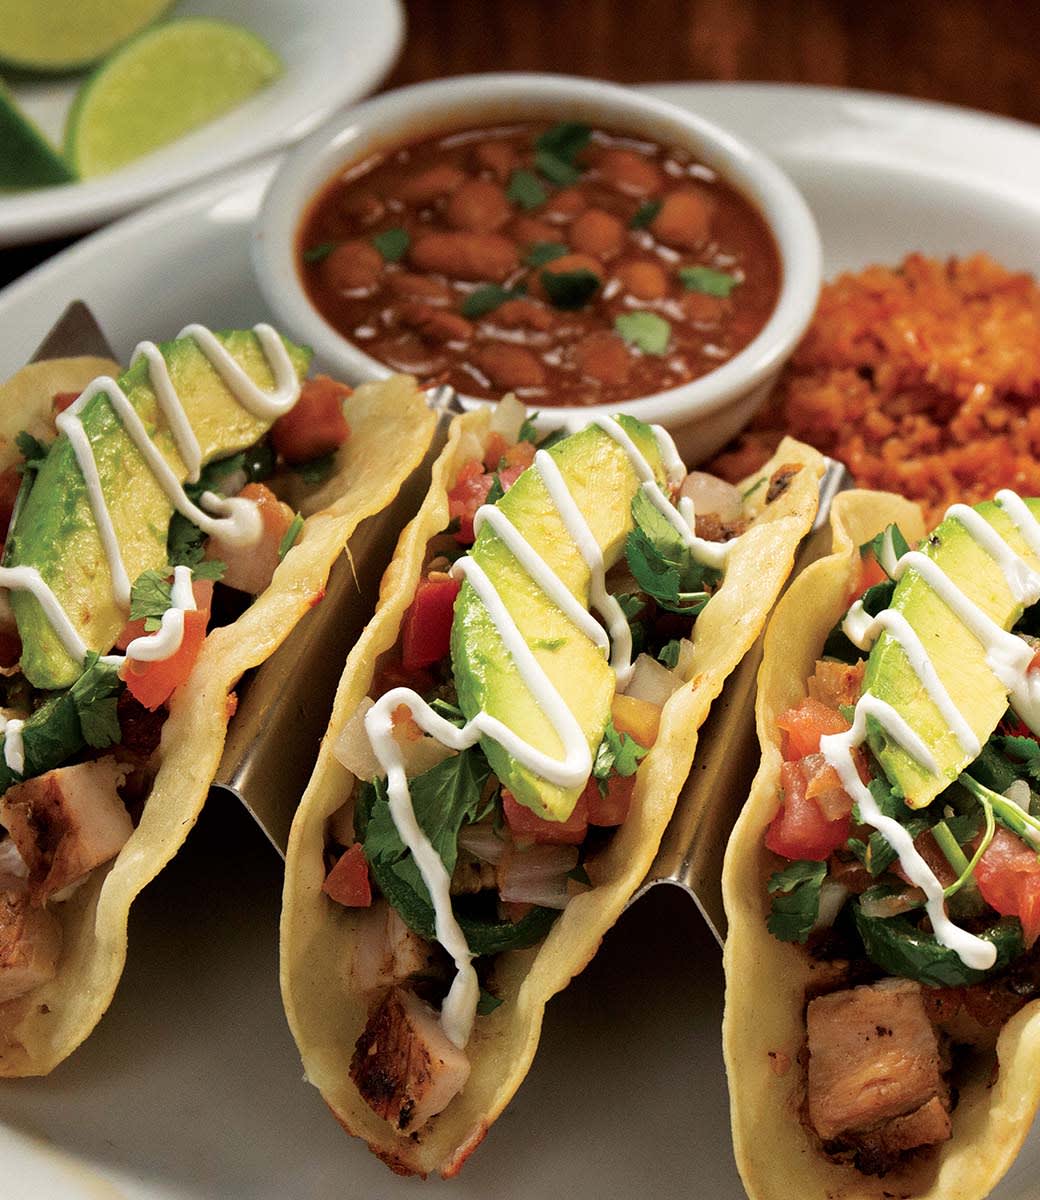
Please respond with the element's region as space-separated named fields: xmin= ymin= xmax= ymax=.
xmin=69 ymin=652 xmax=122 ymax=749
xmin=592 ymin=718 xmax=647 ymax=792
xmin=996 ymin=734 xmax=1040 ymax=785
xmin=766 ymin=859 xmax=826 ymax=943
xmin=615 ymin=311 xmax=671 ymax=355
xmin=741 ymin=477 xmax=766 ymax=501
xmin=278 ymin=512 xmax=304 ymax=561
xmin=860 ymin=523 xmax=911 ymax=579
xmin=630 ymin=198 xmax=662 ymax=229
xmin=534 ymin=122 xmax=590 ymax=186
xmin=190 ymin=559 xmax=226 ymax=582
xmin=657 ymin=639 xmax=681 ymax=669
xmin=507 ymin=168 xmax=548 ymax=211
xmin=129 ymin=569 xmax=172 ymax=632
xmin=534 ymin=149 xmax=580 ymax=186
xmin=302 ymin=241 xmax=337 ymax=263
xmin=476 ymin=988 xmax=504 ymax=1016
xmin=625 ymin=489 xmax=720 ymax=615
xmin=484 ymin=473 xmax=505 ymax=506
xmin=846 ymin=778 xmax=928 ymax=875
xmin=518 ymin=411 xmax=540 ymax=443
xmin=429 ymin=698 xmax=466 ymax=727
xmin=15 ymin=430 xmax=49 ymax=471
xmin=371 ymin=227 xmax=410 ymax=262
xmin=540 ymin=267 xmax=601 ymax=310
xmin=461 ymin=283 xmax=525 ymax=319
xmin=523 ymin=241 xmax=568 ymax=267
xmin=293 ymin=453 xmax=336 ymax=485
xmin=679 ymin=265 xmax=740 ymax=297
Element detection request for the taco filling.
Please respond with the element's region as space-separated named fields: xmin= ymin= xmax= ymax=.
xmin=0 ymin=325 xmax=349 ymax=1004
xmin=323 ymin=396 xmax=804 ymax=1132
xmin=761 ymin=492 xmax=1040 ymax=1178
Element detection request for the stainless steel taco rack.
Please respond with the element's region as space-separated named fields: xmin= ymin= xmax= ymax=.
xmin=30 ymin=303 xmax=851 ymax=947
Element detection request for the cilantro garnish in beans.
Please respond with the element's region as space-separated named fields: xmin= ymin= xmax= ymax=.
xmin=298 ymin=120 xmax=780 ymax=406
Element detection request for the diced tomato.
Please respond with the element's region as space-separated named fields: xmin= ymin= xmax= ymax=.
xmin=482 ymin=431 xmax=509 ymax=469
xmin=611 ymin=693 xmax=661 ymax=749
xmin=975 ymin=827 xmax=1040 ymax=946
xmin=583 ymin=772 xmax=636 ymax=827
xmin=765 ymin=760 xmax=851 ymax=862
xmin=777 ymin=697 xmax=851 ymax=761
xmin=0 ymin=466 xmax=20 ymax=537
xmin=322 ymin=843 xmax=372 ymax=907
xmin=503 ymin=787 xmax=588 ymax=846
xmin=51 ymin=391 xmax=79 ymax=415
xmin=375 ymin=655 xmax=434 ymax=698
xmin=271 ymin=374 xmax=351 ymax=465
xmin=206 ymin=482 xmax=295 ymax=594
xmin=851 ymin=551 xmax=888 ymax=600
xmin=400 ymin=576 xmax=461 ymax=671
xmin=120 ymin=608 xmax=209 ymax=711
xmin=502 ymin=439 xmax=536 ymax=470
xmin=447 ymin=458 xmax=526 ymax=544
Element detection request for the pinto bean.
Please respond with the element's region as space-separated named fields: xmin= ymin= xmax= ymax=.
xmin=445 ymin=178 xmax=512 ymax=233
xmin=597 ymin=148 xmax=662 ymax=197
xmin=386 ymin=272 xmax=454 ymax=305
xmin=320 ymin=239 xmax=384 ymax=292
xmin=574 ymin=332 xmax=631 ymax=386
xmin=474 ymin=140 xmax=518 ymax=181
xmin=476 ymin=343 xmax=546 ymax=390
xmin=409 ymin=232 xmax=519 ymax=282
xmin=683 ymin=290 xmax=727 ymax=323
xmin=543 ymin=187 xmax=587 ymax=223
xmin=341 ymin=191 xmax=385 ymax=226
xmin=400 ymin=163 xmax=466 ymax=206
xmin=616 ymin=258 xmax=669 ymax=300
xmin=510 ymin=215 xmax=559 ymax=245
xmin=398 ymin=303 xmax=474 ymax=343
xmin=651 ymin=188 xmax=716 ymax=250
xmin=568 ymin=209 xmax=626 ymax=260
xmin=491 ymin=298 xmax=555 ymax=331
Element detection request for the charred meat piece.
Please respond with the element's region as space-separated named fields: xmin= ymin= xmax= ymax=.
xmin=0 ymin=889 xmax=61 ymax=1001
xmin=806 ymin=979 xmax=951 ymax=1170
xmin=1 ymin=759 xmax=132 ymax=903
xmin=351 ymin=986 xmax=470 ymax=1131
xmin=350 ymin=901 xmax=444 ymax=997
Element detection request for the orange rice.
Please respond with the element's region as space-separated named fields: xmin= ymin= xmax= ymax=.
xmin=710 ymin=252 xmax=1040 ymax=524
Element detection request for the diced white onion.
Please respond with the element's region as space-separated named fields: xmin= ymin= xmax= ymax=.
xmin=488 ymin=392 xmax=526 ymax=442
xmin=332 ymin=698 xmax=382 ymax=780
xmin=456 ymin=430 xmax=485 ymax=465
xmin=1004 ymin=779 xmax=1032 ymax=812
xmin=678 ymin=471 xmax=743 ymax=523
xmin=400 ymin=737 xmax=456 ymax=778
xmin=812 ymin=881 xmax=850 ymax=931
xmin=624 ymin=652 xmax=682 ymax=706
xmin=458 ymin=822 xmax=510 ymax=865
xmin=498 ymin=844 xmax=579 ymax=910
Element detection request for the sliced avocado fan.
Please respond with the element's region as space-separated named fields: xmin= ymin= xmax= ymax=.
xmin=451 ymin=416 xmax=669 ymax=821
xmin=864 ymin=497 xmax=1040 ymax=808
xmin=4 ymin=330 xmax=310 ymax=690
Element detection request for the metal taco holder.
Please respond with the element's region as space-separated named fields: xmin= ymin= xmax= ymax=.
xmin=29 ymin=303 xmax=852 ymax=945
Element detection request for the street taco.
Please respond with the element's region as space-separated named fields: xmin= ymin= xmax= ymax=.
xmin=724 ymin=488 xmax=1040 ymax=1199
xmin=281 ymin=395 xmax=824 ymax=1176
xmin=0 ymin=330 xmax=435 ymax=1076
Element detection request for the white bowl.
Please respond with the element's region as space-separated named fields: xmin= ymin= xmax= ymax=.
xmin=252 ymin=72 xmax=822 ymax=462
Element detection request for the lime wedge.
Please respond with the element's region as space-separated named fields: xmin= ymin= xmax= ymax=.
xmin=66 ymin=18 xmax=283 ymax=179
xmin=0 ymin=0 xmax=173 ymax=73
xmin=0 ymin=82 xmax=75 ymax=188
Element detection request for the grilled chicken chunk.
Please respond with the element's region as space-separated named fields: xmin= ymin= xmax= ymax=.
xmin=351 ymin=986 xmax=471 ymax=1131
xmin=0 ymin=889 xmax=61 ymax=1001
xmin=806 ymin=979 xmax=951 ymax=1159
xmin=350 ymin=901 xmax=442 ymax=996
xmin=0 ymin=759 xmax=132 ymax=903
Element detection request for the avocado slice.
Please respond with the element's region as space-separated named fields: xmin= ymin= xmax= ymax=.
xmin=451 ymin=416 xmax=668 ymax=821
xmin=864 ymin=498 xmax=1040 ymax=808
xmin=5 ymin=330 xmax=311 ymax=690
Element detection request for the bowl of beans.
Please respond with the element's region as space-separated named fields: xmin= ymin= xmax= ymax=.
xmin=252 ymin=73 xmax=821 ymax=460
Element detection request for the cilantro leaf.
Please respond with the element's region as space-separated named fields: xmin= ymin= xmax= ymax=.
xmin=518 ymin=411 xmax=540 ymax=443
xmin=996 ymin=734 xmax=1040 ymax=785
xmin=625 ymin=488 xmax=720 ymax=614
xmin=678 ymin=265 xmax=740 ymax=297
xmin=592 ymin=718 xmax=647 ymax=792
xmin=15 ymin=430 xmax=49 ymax=471
xmin=129 ymin=569 xmax=172 ymax=628
xmin=293 ymin=453 xmax=336 ymax=485
xmin=630 ymin=198 xmax=662 ymax=229
xmin=615 ymin=311 xmax=671 ymax=355
xmin=190 ymin=559 xmax=226 ymax=582
xmin=523 ymin=241 xmax=568 ymax=268
xmin=69 ymin=652 xmax=122 ymax=749
xmin=847 ymin=778 xmax=929 ymax=875
xmin=362 ymin=749 xmax=492 ymax=908
xmin=371 ymin=228 xmax=410 ymax=262
xmin=540 ymin=268 xmax=601 ymax=310
xmin=507 ymin=169 xmax=548 ymax=211
xmin=461 ymin=283 xmax=525 ymax=320
xmin=303 ymin=241 xmax=337 ymax=263
xmin=861 ymin=523 xmax=911 ymax=579
xmin=535 ymin=121 xmax=591 ymax=168
xmin=278 ymin=512 xmax=304 ymax=561
xmin=476 ymin=988 xmax=504 ymax=1016
xmin=535 ymin=149 xmax=580 ymax=186
xmin=485 ymin=473 xmax=505 ymax=506
xmin=766 ymin=859 xmax=826 ymax=943
xmin=657 ymin=639 xmax=681 ymax=669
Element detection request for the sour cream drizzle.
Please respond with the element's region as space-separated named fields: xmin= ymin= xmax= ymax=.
xmin=822 ymin=489 xmax=1040 ymax=971
xmin=0 ymin=324 xmax=299 ymax=663
xmin=364 ymin=415 xmax=727 ymax=1048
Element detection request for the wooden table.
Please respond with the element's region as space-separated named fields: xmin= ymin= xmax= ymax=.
xmin=3 ymin=0 xmax=1038 ymax=283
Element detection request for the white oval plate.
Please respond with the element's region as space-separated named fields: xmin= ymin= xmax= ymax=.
xmin=0 ymin=0 xmax=404 ymax=246
xmin=0 ymin=83 xmax=1038 ymax=1200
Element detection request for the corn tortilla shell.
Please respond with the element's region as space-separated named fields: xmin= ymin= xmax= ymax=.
xmin=281 ymin=411 xmax=824 ymax=1176
xmin=723 ymin=488 xmax=1040 ymax=1200
xmin=0 ymin=363 xmax=436 ymax=1076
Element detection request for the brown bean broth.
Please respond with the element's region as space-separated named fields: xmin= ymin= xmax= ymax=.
xmin=298 ymin=121 xmax=781 ymax=407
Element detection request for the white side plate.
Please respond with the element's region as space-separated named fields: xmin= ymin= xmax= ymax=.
xmin=0 ymin=83 xmax=1038 ymax=1199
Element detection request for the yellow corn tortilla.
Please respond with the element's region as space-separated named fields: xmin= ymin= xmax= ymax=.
xmin=0 ymin=361 xmax=436 ymax=1076
xmin=280 ymin=409 xmax=825 ymax=1176
xmin=723 ymin=488 xmax=1040 ymax=1200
